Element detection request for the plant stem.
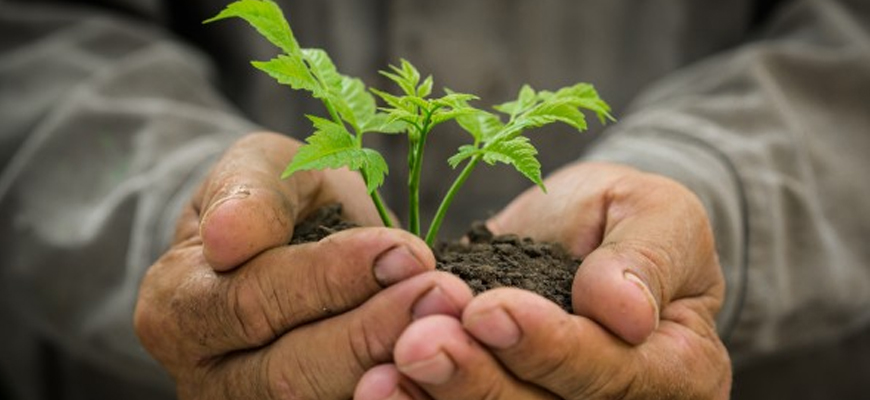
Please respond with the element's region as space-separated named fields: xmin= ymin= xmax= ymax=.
xmin=407 ymin=141 xmax=422 ymax=235
xmin=321 ymin=97 xmax=392 ymax=228
xmin=425 ymin=154 xmax=481 ymax=246
xmin=371 ymin=189 xmax=394 ymax=228
xmin=407 ymin=108 xmax=434 ymax=237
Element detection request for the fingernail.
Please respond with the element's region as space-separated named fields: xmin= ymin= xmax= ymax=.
xmin=374 ymin=246 xmax=423 ymax=286
xmin=624 ymin=271 xmax=660 ymax=329
xmin=464 ymin=307 xmax=521 ymax=349
xmin=412 ymin=286 xmax=460 ymax=319
xmin=398 ymin=351 xmax=456 ymax=385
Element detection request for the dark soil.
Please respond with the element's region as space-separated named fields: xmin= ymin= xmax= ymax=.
xmin=290 ymin=204 xmax=580 ymax=312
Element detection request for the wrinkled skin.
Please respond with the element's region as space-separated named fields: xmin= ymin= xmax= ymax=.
xmin=354 ymin=163 xmax=732 ymax=400
xmin=134 ymin=133 xmax=474 ymax=399
xmin=136 ymin=133 xmax=731 ymax=399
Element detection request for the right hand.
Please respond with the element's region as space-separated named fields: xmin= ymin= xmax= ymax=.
xmin=134 ymin=132 xmax=473 ymax=399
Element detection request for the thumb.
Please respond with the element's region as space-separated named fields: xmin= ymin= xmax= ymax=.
xmin=572 ymin=172 xmax=722 ymax=345
xmin=197 ymin=132 xmax=319 ymax=271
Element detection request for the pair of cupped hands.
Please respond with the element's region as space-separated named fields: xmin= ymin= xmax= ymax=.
xmin=134 ymin=132 xmax=731 ymax=399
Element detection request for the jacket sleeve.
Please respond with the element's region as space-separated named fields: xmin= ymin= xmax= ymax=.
xmin=583 ymin=0 xmax=870 ymax=365
xmin=0 ymin=2 xmax=257 ymax=391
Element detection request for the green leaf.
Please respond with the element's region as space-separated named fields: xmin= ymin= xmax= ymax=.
xmin=456 ymin=110 xmax=504 ymax=143
xmin=362 ymin=113 xmax=408 ymax=134
xmin=525 ymin=99 xmax=588 ymax=131
xmin=380 ymin=59 xmax=422 ymax=96
xmin=358 ymin=149 xmax=389 ymax=193
xmin=251 ymin=55 xmax=319 ymax=94
xmin=493 ymin=84 xmax=537 ymax=119
xmin=282 ymin=117 xmax=355 ymax=177
xmin=447 ymin=144 xmax=479 ymax=168
xmin=546 ymin=83 xmax=615 ymax=124
xmin=205 ymin=0 xmax=300 ymax=56
xmin=404 ymin=96 xmax=431 ymax=111
xmin=282 ymin=116 xmax=388 ymax=193
xmin=431 ymin=106 xmax=477 ymax=126
xmin=481 ymin=137 xmax=545 ymax=190
xmin=418 ymin=76 xmax=434 ymax=98
xmin=302 ymin=49 xmax=342 ymax=96
xmin=432 ymin=92 xmax=479 ymax=108
xmin=339 ymin=75 xmax=377 ymax=131
xmin=370 ymin=88 xmax=411 ymax=113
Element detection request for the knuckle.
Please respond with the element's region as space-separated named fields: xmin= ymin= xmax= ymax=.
xmin=265 ymin=349 xmax=330 ymax=400
xmin=511 ymin=318 xmax=576 ymax=383
xmin=308 ymin=238 xmax=367 ymax=309
xmin=225 ymin=274 xmax=281 ymax=346
xmin=478 ymin=378 xmax=507 ymax=400
xmin=347 ymin=316 xmax=392 ymax=370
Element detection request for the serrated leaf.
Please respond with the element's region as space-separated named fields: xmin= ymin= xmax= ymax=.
xmin=418 ymin=76 xmax=434 ymax=98
xmin=481 ymin=137 xmax=544 ymax=190
xmin=548 ymin=83 xmax=615 ymax=124
xmin=384 ymin=108 xmax=419 ymax=123
xmin=362 ymin=113 xmax=408 ymax=134
xmin=526 ymin=100 xmax=588 ymax=131
xmin=493 ymin=84 xmax=537 ymax=118
xmin=370 ymin=88 xmax=407 ymax=111
xmin=282 ymin=119 xmax=355 ymax=178
xmin=305 ymin=114 xmax=348 ymax=135
xmin=432 ymin=92 xmax=479 ymax=108
xmin=431 ymin=107 xmax=477 ymax=126
xmin=339 ymin=76 xmax=377 ymax=131
xmin=252 ymin=55 xmax=319 ymax=94
xmin=205 ymin=0 xmax=300 ymax=56
xmin=405 ymin=96 xmax=431 ymax=110
xmin=302 ymin=48 xmax=342 ymax=95
xmin=399 ymin=59 xmax=421 ymax=87
xmin=358 ymin=149 xmax=389 ymax=193
xmin=447 ymin=144 xmax=479 ymax=168
xmin=381 ymin=59 xmax=422 ymax=96
xmin=282 ymin=119 xmax=387 ymax=193
xmin=456 ymin=110 xmax=504 ymax=143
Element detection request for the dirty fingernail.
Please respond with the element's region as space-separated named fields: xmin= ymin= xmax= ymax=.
xmin=374 ymin=246 xmax=424 ymax=286
xmin=398 ymin=351 xmax=456 ymax=385
xmin=412 ymin=286 xmax=460 ymax=319
xmin=465 ymin=307 xmax=521 ymax=349
xmin=624 ymin=271 xmax=660 ymax=329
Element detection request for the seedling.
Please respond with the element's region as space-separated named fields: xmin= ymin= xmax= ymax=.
xmin=206 ymin=0 xmax=613 ymax=245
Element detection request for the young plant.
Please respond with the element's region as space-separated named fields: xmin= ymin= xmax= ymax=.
xmin=206 ymin=0 xmax=614 ymax=246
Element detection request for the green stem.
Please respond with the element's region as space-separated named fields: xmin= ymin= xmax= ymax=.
xmin=320 ymin=95 xmax=391 ymax=228
xmin=371 ymin=189 xmax=394 ymax=228
xmin=408 ymin=109 xmax=434 ymax=236
xmin=425 ymin=154 xmax=481 ymax=246
xmin=407 ymin=142 xmax=421 ymax=236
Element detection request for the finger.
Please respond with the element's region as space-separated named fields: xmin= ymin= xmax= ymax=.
xmin=196 ymin=132 xmax=382 ymax=271
xmin=463 ymin=289 xmax=634 ymax=399
xmin=464 ymin=288 xmax=731 ymax=399
xmin=355 ymin=365 xmax=433 ymax=400
xmin=195 ymin=132 xmax=311 ymax=270
xmin=135 ymin=227 xmax=435 ymax=362
xmin=487 ymin=163 xmax=618 ymax=257
xmin=392 ymin=315 xmax=557 ymax=400
xmin=573 ymin=172 xmax=723 ymax=344
xmin=257 ymin=272 xmax=473 ymax=399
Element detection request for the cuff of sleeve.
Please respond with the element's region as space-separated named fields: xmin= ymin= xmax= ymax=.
xmin=583 ymin=130 xmax=749 ymax=341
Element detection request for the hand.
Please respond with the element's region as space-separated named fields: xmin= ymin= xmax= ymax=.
xmin=355 ymin=162 xmax=731 ymax=399
xmin=134 ymin=132 xmax=474 ymax=399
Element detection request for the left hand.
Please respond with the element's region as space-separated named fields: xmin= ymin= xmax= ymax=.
xmin=354 ymin=162 xmax=732 ymax=399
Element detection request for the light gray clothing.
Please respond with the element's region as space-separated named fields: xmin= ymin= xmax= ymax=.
xmin=1 ymin=0 xmax=869 ymax=399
